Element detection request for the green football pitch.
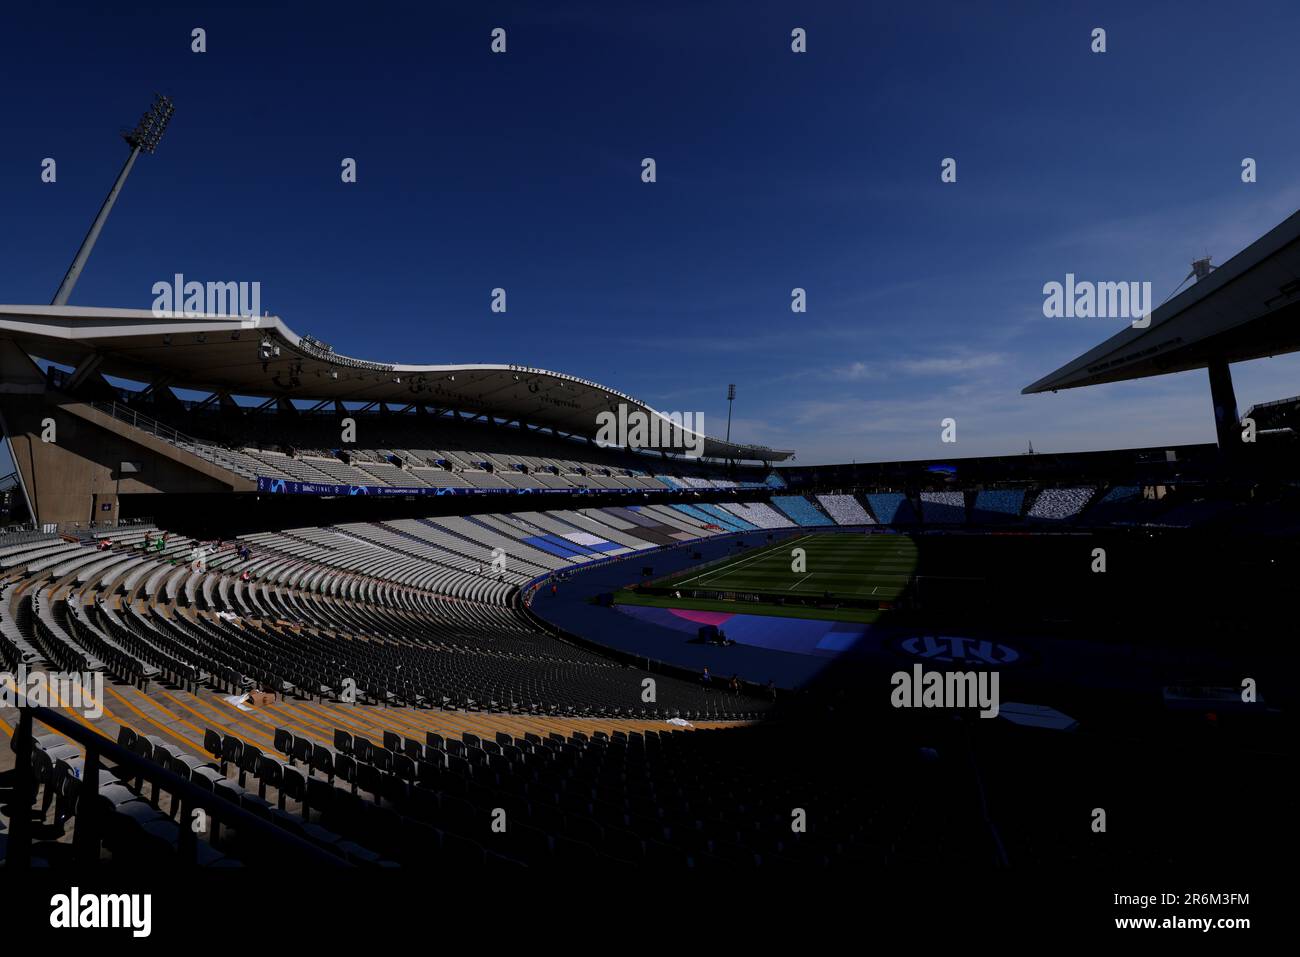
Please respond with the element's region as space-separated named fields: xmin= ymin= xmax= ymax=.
xmin=653 ymin=531 xmax=919 ymax=601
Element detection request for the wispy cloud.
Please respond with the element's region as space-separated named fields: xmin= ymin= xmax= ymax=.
xmin=791 ymin=350 xmax=1007 ymax=384
xmin=895 ymin=352 xmax=1005 ymax=375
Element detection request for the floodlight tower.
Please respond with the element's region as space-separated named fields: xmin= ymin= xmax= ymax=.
xmin=51 ymin=94 xmax=175 ymax=306
xmin=725 ymin=383 xmax=736 ymax=444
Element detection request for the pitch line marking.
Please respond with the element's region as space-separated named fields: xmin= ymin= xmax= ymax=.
xmin=674 ymin=533 xmax=818 ymax=587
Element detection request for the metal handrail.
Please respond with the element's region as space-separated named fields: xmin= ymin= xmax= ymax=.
xmin=86 ymin=400 xmax=257 ymax=478
xmin=0 ymin=525 xmax=53 ymax=546
xmin=6 ymin=699 xmax=348 ymax=866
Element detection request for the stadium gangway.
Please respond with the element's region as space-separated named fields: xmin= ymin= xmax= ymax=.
xmin=4 ymin=698 xmax=348 ymax=867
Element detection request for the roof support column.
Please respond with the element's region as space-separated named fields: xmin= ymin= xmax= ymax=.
xmin=1207 ymin=357 xmax=1240 ymax=456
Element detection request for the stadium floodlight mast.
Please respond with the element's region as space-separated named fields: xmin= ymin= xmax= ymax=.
xmin=725 ymin=384 xmax=736 ymax=444
xmin=51 ymin=93 xmax=175 ymax=306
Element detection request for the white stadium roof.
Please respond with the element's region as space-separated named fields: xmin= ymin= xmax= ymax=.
xmin=1024 ymin=209 xmax=1300 ymax=394
xmin=0 ymin=305 xmax=792 ymax=462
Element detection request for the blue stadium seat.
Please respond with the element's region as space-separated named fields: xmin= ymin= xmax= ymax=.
xmin=770 ymin=495 xmax=833 ymax=526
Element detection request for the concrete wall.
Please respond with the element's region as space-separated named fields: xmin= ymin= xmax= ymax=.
xmin=0 ymin=391 xmax=254 ymax=528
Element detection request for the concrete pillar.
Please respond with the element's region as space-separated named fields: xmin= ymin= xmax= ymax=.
xmin=1207 ymin=357 xmax=1240 ymax=454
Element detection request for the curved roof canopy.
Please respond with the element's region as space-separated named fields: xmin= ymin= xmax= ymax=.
xmin=1024 ymin=209 xmax=1300 ymax=394
xmin=0 ymin=305 xmax=793 ymax=462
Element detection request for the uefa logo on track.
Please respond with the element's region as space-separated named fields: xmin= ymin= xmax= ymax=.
xmin=893 ymin=635 xmax=1022 ymax=666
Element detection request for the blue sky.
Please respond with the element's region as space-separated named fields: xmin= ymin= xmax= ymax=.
xmin=2 ymin=0 xmax=1299 ymax=468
